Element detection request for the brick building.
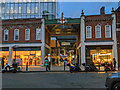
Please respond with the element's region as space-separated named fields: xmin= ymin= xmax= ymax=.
xmin=0 ymin=6 xmax=119 ymax=70
xmin=78 ymin=7 xmax=118 ymax=69
xmin=115 ymin=6 xmax=120 ymax=69
xmin=0 ymin=18 xmax=51 ymax=66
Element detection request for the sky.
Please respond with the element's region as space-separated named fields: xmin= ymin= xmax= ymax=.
xmin=58 ymin=2 xmax=119 ymax=18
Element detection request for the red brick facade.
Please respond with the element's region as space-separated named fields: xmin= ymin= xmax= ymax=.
xmin=2 ymin=19 xmax=42 ymax=44
xmin=115 ymin=6 xmax=120 ymax=68
xmin=85 ymin=15 xmax=113 ymax=41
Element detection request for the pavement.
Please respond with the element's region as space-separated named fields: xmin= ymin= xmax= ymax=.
xmin=18 ymin=65 xmax=70 ymax=72
xmin=2 ymin=71 xmax=115 ymax=89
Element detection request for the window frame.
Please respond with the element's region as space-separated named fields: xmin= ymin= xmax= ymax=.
xmin=95 ymin=25 xmax=101 ymax=38
xmin=105 ymin=25 xmax=111 ymax=38
xmin=14 ymin=29 xmax=19 ymax=41
xmin=36 ymin=28 xmax=41 ymax=40
xmin=86 ymin=26 xmax=92 ymax=39
xmin=4 ymin=30 xmax=9 ymax=41
xmin=25 ymin=29 xmax=30 ymax=40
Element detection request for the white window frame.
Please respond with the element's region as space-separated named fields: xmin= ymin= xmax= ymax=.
xmin=14 ymin=29 xmax=19 ymax=41
xmin=36 ymin=28 xmax=41 ymax=40
xmin=4 ymin=30 xmax=9 ymax=41
xmin=86 ymin=26 xmax=92 ymax=38
xmin=105 ymin=25 xmax=111 ymax=38
xmin=95 ymin=25 xmax=101 ymax=38
xmin=25 ymin=29 xmax=30 ymax=40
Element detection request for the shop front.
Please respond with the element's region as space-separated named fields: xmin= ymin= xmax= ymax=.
xmin=86 ymin=46 xmax=113 ymax=66
xmin=0 ymin=47 xmax=9 ymax=66
xmin=13 ymin=47 xmax=41 ymax=66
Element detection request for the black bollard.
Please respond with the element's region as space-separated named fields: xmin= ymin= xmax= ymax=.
xmin=26 ymin=62 xmax=28 ymax=71
xmin=64 ymin=61 xmax=65 ymax=71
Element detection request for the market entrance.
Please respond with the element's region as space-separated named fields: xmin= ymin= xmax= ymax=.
xmin=50 ymin=36 xmax=77 ymax=66
xmin=45 ymin=13 xmax=81 ymax=66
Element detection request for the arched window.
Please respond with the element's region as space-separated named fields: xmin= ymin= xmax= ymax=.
xmin=14 ymin=29 xmax=19 ymax=41
xmin=105 ymin=25 xmax=111 ymax=38
xmin=25 ymin=29 xmax=30 ymax=40
xmin=95 ymin=25 xmax=101 ymax=38
xmin=86 ymin=26 xmax=92 ymax=38
xmin=36 ymin=28 xmax=41 ymax=40
xmin=4 ymin=30 xmax=9 ymax=41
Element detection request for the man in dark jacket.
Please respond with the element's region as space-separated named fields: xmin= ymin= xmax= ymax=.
xmin=1 ymin=57 xmax=5 ymax=69
xmin=113 ymin=58 xmax=116 ymax=70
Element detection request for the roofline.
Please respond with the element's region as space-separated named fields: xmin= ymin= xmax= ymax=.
xmin=85 ymin=14 xmax=111 ymax=17
xmin=2 ymin=18 xmax=43 ymax=21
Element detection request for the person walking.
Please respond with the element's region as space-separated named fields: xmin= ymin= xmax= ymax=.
xmin=1 ymin=57 xmax=5 ymax=69
xmin=45 ymin=57 xmax=49 ymax=71
xmin=113 ymin=58 xmax=116 ymax=70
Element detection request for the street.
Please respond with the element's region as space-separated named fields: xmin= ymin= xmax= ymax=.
xmin=2 ymin=72 xmax=112 ymax=89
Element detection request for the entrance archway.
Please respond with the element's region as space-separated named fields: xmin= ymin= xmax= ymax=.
xmin=45 ymin=13 xmax=81 ymax=66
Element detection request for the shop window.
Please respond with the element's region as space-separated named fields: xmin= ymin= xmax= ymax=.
xmin=105 ymin=25 xmax=111 ymax=38
xmin=25 ymin=29 xmax=30 ymax=40
xmin=36 ymin=28 xmax=41 ymax=40
xmin=4 ymin=30 xmax=9 ymax=41
xmin=90 ymin=49 xmax=112 ymax=65
xmin=95 ymin=25 xmax=101 ymax=38
xmin=14 ymin=29 xmax=19 ymax=41
xmin=12 ymin=50 xmax=41 ymax=66
xmin=86 ymin=26 xmax=92 ymax=38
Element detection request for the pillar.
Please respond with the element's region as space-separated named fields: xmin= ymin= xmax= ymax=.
xmin=8 ymin=46 xmax=13 ymax=65
xmin=80 ymin=11 xmax=86 ymax=65
xmin=41 ymin=19 xmax=45 ymax=66
xmin=112 ymin=11 xmax=118 ymax=69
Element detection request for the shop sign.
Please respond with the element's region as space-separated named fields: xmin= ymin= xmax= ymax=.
xmin=0 ymin=48 xmax=9 ymax=51
xmin=30 ymin=54 xmax=36 ymax=56
xmin=61 ymin=42 xmax=70 ymax=46
xmin=13 ymin=47 xmax=41 ymax=51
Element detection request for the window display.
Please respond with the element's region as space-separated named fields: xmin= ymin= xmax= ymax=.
xmin=90 ymin=49 xmax=112 ymax=65
xmin=12 ymin=50 xmax=41 ymax=66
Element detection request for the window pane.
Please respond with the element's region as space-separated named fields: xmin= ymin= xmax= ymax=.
xmin=96 ymin=26 xmax=101 ymax=38
xmin=4 ymin=30 xmax=8 ymax=41
xmin=25 ymin=29 xmax=30 ymax=40
xmin=36 ymin=28 xmax=41 ymax=40
xmin=22 ymin=3 xmax=27 ymax=14
xmin=14 ymin=29 xmax=19 ymax=40
xmin=105 ymin=26 xmax=111 ymax=38
xmin=14 ymin=3 xmax=18 ymax=13
xmin=27 ymin=3 xmax=31 ymax=14
xmin=86 ymin=26 xmax=91 ymax=38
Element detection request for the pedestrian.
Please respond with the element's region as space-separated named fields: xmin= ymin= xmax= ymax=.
xmin=1 ymin=57 xmax=5 ymax=69
xmin=48 ymin=61 xmax=51 ymax=71
xmin=45 ymin=57 xmax=49 ymax=71
xmin=113 ymin=58 xmax=116 ymax=70
xmin=110 ymin=62 xmax=113 ymax=70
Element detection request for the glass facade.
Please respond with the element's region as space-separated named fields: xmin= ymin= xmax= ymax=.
xmin=86 ymin=46 xmax=113 ymax=66
xmin=0 ymin=47 xmax=41 ymax=66
xmin=12 ymin=50 xmax=41 ymax=66
xmin=1 ymin=0 xmax=58 ymax=20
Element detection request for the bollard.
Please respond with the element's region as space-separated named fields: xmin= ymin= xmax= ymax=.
xmin=26 ymin=62 xmax=28 ymax=71
xmin=64 ymin=61 xmax=65 ymax=71
xmin=99 ymin=64 xmax=100 ymax=71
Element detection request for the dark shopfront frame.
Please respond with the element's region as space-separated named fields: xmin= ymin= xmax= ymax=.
xmin=85 ymin=45 xmax=112 ymax=65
